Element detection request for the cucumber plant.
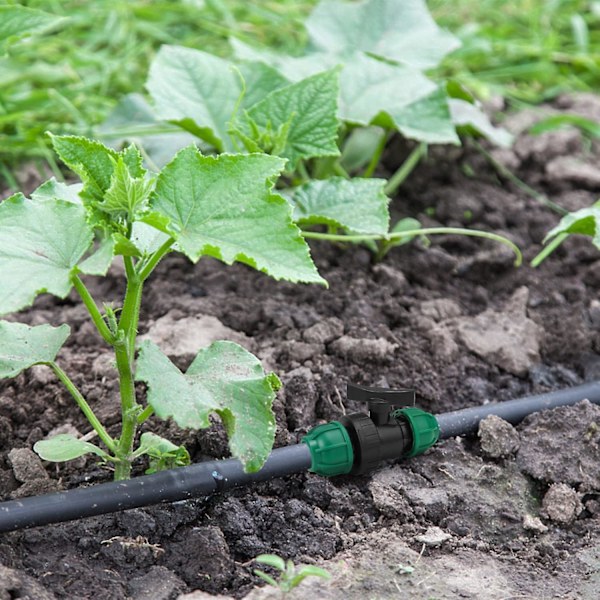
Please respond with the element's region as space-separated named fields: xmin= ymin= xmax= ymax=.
xmin=100 ymin=0 xmax=517 ymax=262
xmin=0 ymin=135 xmax=325 ymax=480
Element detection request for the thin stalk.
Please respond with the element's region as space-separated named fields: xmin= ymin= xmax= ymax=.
xmin=137 ymin=405 xmax=154 ymax=424
xmin=138 ymin=238 xmax=175 ymax=281
xmin=302 ymin=227 xmax=523 ymax=266
xmin=384 ymin=142 xmax=427 ymax=197
xmin=531 ymin=233 xmax=568 ymax=268
xmin=362 ymin=130 xmax=390 ymax=178
xmin=71 ymin=274 xmax=114 ymax=345
xmin=47 ymin=362 xmax=117 ymax=454
xmin=333 ymin=162 xmax=351 ymax=179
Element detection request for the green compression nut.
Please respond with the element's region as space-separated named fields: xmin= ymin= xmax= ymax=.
xmin=302 ymin=421 xmax=354 ymax=477
xmin=394 ymin=407 xmax=440 ymax=457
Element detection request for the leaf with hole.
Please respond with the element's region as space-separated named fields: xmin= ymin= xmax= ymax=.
xmin=136 ymin=340 xmax=281 ymax=472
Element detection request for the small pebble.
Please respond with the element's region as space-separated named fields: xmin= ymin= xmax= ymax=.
xmin=415 ymin=526 xmax=451 ymax=546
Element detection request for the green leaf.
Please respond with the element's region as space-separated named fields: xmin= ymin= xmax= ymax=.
xmin=49 ymin=135 xmax=120 ymax=203
xmin=340 ymin=126 xmax=386 ymax=171
xmin=0 ymin=195 xmax=94 ymax=314
xmin=231 ymin=38 xmax=337 ymax=82
xmin=256 ymin=555 xmax=286 ymax=571
xmin=0 ymin=321 xmax=69 ymax=378
xmin=545 ymin=205 xmax=600 ymax=248
xmin=291 ymin=177 xmax=389 ymax=235
xmin=149 ymin=146 xmax=325 ymax=285
xmin=100 ymin=157 xmax=154 ymax=220
xmin=31 ymin=178 xmax=83 ymax=204
xmin=237 ymin=61 xmax=291 ymax=109
xmin=449 ymin=99 xmax=513 ymax=148
xmin=0 ymin=6 xmax=65 ymax=50
xmin=136 ymin=432 xmax=191 ymax=474
xmin=34 ymin=434 xmax=109 ymax=462
xmin=254 ymin=570 xmax=279 ymax=588
xmin=98 ymin=93 xmax=198 ymax=169
xmin=78 ymin=237 xmax=115 ymax=276
xmin=305 ymin=0 xmax=460 ymax=69
xmin=136 ymin=340 xmax=279 ymax=472
xmin=339 ymin=54 xmax=459 ymax=145
xmin=239 ymin=69 xmax=340 ymax=169
xmin=294 ymin=565 xmax=331 ymax=581
xmin=389 ymin=217 xmax=422 ymax=246
xmin=389 ymin=87 xmax=459 ymax=146
xmin=147 ymin=45 xmax=240 ymax=151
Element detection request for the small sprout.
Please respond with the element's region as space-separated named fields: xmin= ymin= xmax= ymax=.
xmin=254 ymin=554 xmax=331 ymax=596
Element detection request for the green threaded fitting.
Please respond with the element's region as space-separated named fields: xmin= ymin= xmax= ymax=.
xmin=393 ymin=407 xmax=439 ymax=457
xmin=302 ymin=421 xmax=354 ymax=477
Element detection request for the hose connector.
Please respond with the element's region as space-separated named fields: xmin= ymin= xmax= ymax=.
xmin=392 ymin=407 xmax=440 ymax=457
xmin=302 ymin=421 xmax=354 ymax=477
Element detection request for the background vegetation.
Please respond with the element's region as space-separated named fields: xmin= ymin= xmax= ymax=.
xmin=2 ymin=0 xmax=600 ymax=189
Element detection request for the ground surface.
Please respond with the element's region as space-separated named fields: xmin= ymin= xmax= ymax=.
xmin=2 ymin=96 xmax=600 ymax=599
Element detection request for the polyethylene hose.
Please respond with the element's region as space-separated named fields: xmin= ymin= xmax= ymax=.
xmin=0 ymin=444 xmax=312 ymax=534
xmin=436 ymin=380 xmax=600 ymax=439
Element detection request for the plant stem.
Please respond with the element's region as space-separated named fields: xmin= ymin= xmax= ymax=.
xmin=71 ymin=273 xmax=114 ymax=345
xmin=362 ymin=130 xmax=390 ymax=178
xmin=113 ymin=259 xmax=145 ymax=480
xmin=384 ymin=142 xmax=427 ymax=197
xmin=333 ymin=162 xmax=350 ymax=179
xmin=138 ymin=239 xmax=174 ymax=282
xmin=46 ymin=362 xmax=117 ymax=453
xmin=302 ymin=226 xmax=523 ymax=266
xmin=531 ymin=233 xmax=568 ymax=267
xmin=113 ymin=342 xmax=137 ymax=480
xmin=137 ymin=405 xmax=154 ymax=424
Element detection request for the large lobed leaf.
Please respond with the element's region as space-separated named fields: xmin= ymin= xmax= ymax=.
xmin=0 ymin=194 xmax=98 ymax=314
xmin=0 ymin=321 xmax=69 ymax=378
xmin=339 ymin=54 xmax=459 ymax=145
xmin=136 ymin=340 xmax=280 ymax=472
xmin=146 ymin=45 xmax=240 ymax=152
xmin=148 ymin=146 xmax=325 ymax=284
xmin=291 ymin=177 xmax=389 ymax=235
xmin=305 ymin=0 xmax=460 ymax=69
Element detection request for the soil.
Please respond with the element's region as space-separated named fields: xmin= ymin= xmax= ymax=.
xmin=3 ymin=93 xmax=600 ymax=599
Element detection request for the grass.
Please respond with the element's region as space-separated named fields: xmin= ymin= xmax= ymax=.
xmin=0 ymin=0 xmax=316 ymax=188
xmin=2 ymin=0 xmax=600 ymax=189
xmin=430 ymin=0 xmax=600 ymax=103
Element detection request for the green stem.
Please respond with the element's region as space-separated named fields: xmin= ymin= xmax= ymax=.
xmin=47 ymin=362 xmax=117 ymax=454
xmin=362 ymin=130 xmax=390 ymax=178
xmin=302 ymin=226 xmax=523 ymax=266
xmin=71 ymin=273 xmax=114 ymax=345
xmin=384 ymin=142 xmax=427 ymax=197
xmin=113 ymin=342 xmax=138 ymax=481
xmin=138 ymin=238 xmax=175 ymax=281
xmin=531 ymin=233 xmax=568 ymax=268
xmin=333 ymin=162 xmax=351 ymax=179
xmin=137 ymin=405 xmax=154 ymax=424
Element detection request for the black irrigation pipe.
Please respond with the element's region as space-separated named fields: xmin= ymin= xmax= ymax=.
xmin=1 ymin=381 xmax=599 ymax=534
